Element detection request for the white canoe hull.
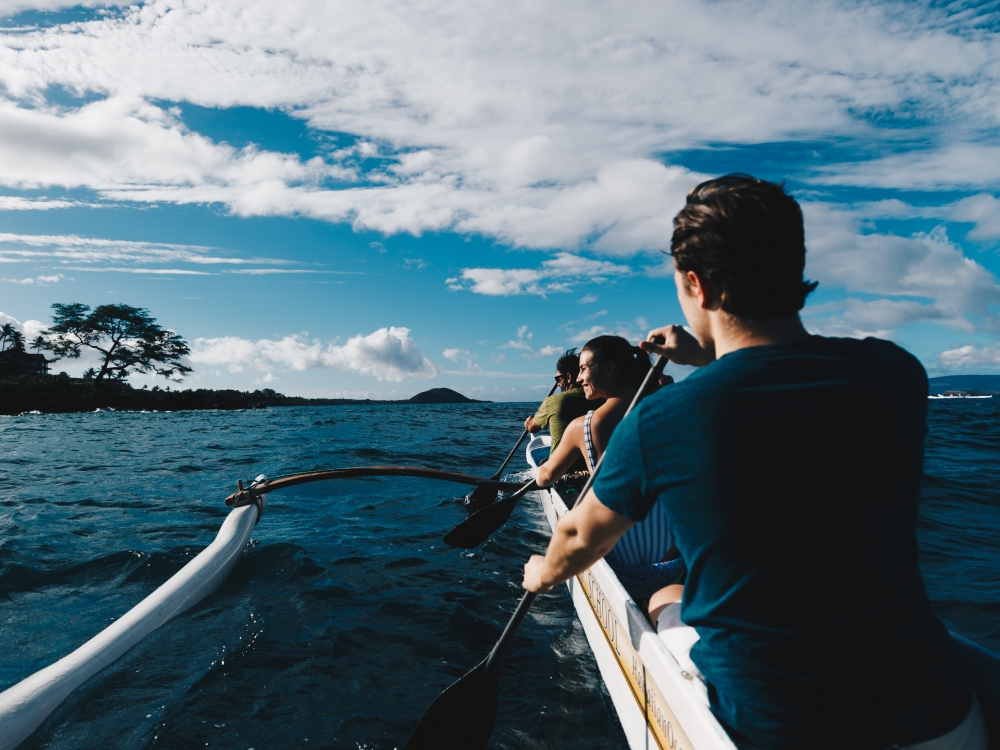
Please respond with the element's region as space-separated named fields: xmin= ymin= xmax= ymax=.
xmin=0 ymin=487 xmax=267 ymax=750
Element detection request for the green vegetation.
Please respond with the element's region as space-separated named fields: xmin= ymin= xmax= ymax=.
xmin=39 ymin=303 xmax=192 ymax=382
xmin=0 ymin=323 xmax=26 ymax=353
xmin=0 ymin=377 xmax=491 ymax=415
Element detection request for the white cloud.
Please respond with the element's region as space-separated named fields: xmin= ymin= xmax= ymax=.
xmin=0 ymin=1 xmax=997 ymax=249
xmin=579 ymin=294 xmax=599 ymax=304
xmin=951 ymin=194 xmax=1000 ymax=241
xmin=492 ymin=324 xmax=560 ymax=359
xmin=0 ymin=196 xmax=86 ymax=210
xmin=566 ymin=319 xmax=647 ymax=345
xmin=189 ymin=326 xmax=437 ymax=381
xmin=815 ymin=144 xmax=1000 ymax=192
xmin=0 ymin=273 xmax=64 ymax=284
xmin=449 ymin=252 xmax=632 ymax=297
xmin=803 ymin=298 xmax=965 ymax=339
xmin=0 ymin=231 xmax=276 ymax=264
xmin=442 ymin=347 xmax=468 ymax=363
xmin=0 ymin=311 xmax=48 ymax=341
xmin=802 ymin=204 xmax=1000 ymax=333
xmin=938 ymin=344 xmax=1000 ymax=369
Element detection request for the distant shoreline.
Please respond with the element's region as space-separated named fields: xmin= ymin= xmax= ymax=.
xmin=0 ymin=375 xmax=489 ymax=415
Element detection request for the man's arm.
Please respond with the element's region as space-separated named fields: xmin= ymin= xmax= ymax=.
xmin=522 ymin=488 xmax=634 ymax=593
xmin=524 ymin=415 xmax=541 ymax=432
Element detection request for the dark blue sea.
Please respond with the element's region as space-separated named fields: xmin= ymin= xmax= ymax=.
xmin=1 ymin=400 xmax=998 ymax=749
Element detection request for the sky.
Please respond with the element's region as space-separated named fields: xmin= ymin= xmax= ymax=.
xmin=1 ymin=1 xmax=999 ymax=400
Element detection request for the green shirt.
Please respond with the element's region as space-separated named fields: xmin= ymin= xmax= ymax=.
xmin=533 ymin=387 xmax=591 ymax=450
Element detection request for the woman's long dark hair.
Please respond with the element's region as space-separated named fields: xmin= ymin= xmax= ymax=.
xmin=581 ymin=335 xmax=651 ymax=391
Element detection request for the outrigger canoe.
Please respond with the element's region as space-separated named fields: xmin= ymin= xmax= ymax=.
xmin=525 ymin=433 xmax=1000 ymax=750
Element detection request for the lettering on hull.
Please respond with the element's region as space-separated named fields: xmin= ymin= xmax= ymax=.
xmin=578 ymin=570 xmax=693 ymax=750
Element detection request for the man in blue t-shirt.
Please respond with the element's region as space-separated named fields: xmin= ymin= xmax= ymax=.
xmin=522 ymin=175 xmax=982 ymax=749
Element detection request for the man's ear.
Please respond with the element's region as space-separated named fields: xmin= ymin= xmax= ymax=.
xmin=686 ymin=270 xmax=719 ymax=310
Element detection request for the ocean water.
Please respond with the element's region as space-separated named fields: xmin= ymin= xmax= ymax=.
xmin=1 ymin=400 xmax=999 ymax=749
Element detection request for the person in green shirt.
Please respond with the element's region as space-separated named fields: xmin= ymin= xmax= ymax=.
xmin=524 ymin=349 xmax=593 ymax=451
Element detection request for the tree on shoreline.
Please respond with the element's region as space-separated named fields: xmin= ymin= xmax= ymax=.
xmin=39 ymin=303 xmax=193 ymax=382
xmin=0 ymin=323 xmax=25 ymax=352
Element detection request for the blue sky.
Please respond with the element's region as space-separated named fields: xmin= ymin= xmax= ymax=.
xmin=1 ymin=1 xmax=1000 ymax=399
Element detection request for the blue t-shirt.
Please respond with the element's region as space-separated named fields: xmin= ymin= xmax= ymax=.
xmin=593 ymin=336 xmax=970 ymax=749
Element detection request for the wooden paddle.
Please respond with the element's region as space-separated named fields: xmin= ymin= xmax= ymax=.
xmin=409 ymin=351 xmax=669 ymax=748
xmin=463 ymin=381 xmax=560 ymax=513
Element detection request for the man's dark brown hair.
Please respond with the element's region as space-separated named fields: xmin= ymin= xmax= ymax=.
xmin=671 ymin=174 xmax=818 ymax=318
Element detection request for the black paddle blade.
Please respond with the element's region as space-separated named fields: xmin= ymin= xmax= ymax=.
xmin=463 ymin=483 xmax=498 ymax=513
xmin=444 ymin=494 xmax=518 ymax=548
xmin=403 ymin=656 xmax=501 ymax=750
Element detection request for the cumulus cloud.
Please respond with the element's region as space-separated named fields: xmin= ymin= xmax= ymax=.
xmin=189 ymin=326 xmax=437 ymax=381
xmin=802 ymin=204 xmax=1000 ymax=333
xmin=449 ymin=252 xmax=632 ymax=297
xmin=442 ymin=347 xmax=469 ymax=363
xmin=0 ymin=1 xmax=997 ymax=249
xmin=0 ymin=311 xmax=48 ymax=340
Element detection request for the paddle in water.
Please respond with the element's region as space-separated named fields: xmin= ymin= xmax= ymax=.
xmin=410 ymin=353 xmax=669 ymax=748
xmin=463 ymin=381 xmax=559 ymax=513
xmin=402 ymin=591 xmax=536 ymax=750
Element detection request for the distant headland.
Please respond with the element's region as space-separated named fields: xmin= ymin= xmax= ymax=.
xmin=407 ymin=387 xmax=483 ymax=404
xmin=0 ymin=374 xmax=489 ymax=415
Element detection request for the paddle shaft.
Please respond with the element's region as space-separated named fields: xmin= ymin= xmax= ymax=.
xmin=489 ymin=381 xmax=560 ymax=481
xmin=484 ymin=591 xmax=536 ymax=681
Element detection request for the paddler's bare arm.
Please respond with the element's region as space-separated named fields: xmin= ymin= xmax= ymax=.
xmin=522 ymin=489 xmax=634 ymax=593
xmin=524 ymin=415 xmax=541 ymax=432
xmin=639 ymin=324 xmax=714 ymax=366
xmin=535 ymin=417 xmax=585 ymax=488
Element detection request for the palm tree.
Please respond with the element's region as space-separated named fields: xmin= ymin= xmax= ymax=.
xmin=0 ymin=323 xmax=13 ymax=352
xmin=30 ymin=335 xmax=46 ymax=354
xmin=9 ymin=330 xmax=24 ymax=352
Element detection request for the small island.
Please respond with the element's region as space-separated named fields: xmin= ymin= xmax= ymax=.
xmin=407 ymin=388 xmax=484 ymax=404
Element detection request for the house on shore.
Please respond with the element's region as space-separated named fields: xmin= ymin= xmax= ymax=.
xmin=0 ymin=351 xmax=49 ymax=376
